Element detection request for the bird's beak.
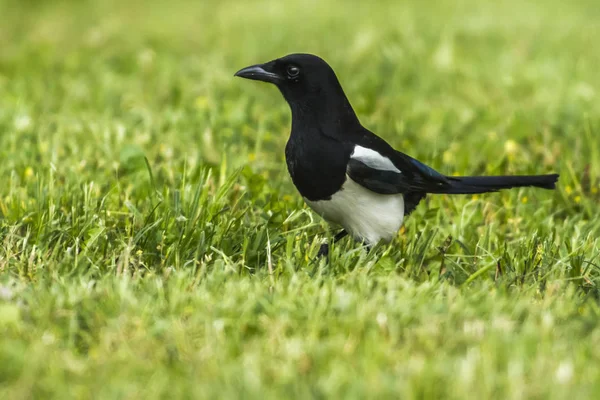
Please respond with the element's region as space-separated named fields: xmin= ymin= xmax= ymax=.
xmin=234 ymin=63 xmax=282 ymax=84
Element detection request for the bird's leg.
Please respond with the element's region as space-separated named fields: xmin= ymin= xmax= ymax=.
xmin=334 ymin=230 xmax=349 ymax=243
xmin=317 ymin=230 xmax=348 ymax=257
xmin=316 ymin=244 xmax=329 ymax=258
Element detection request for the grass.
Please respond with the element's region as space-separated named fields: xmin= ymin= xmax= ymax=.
xmin=1 ymin=0 xmax=600 ymax=398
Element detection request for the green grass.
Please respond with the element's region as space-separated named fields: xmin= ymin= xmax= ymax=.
xmin=1 ymin=0 xmax=600 ymax=398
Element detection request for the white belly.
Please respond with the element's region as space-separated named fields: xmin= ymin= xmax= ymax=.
xmin=304 ymin=177 xmax=405 ymax=246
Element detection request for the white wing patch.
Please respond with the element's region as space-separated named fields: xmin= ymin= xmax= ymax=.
xmin=351 ymin=145 xmax=401 ymax=173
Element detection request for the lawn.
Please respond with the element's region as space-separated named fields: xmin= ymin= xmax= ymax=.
xmin=1 ymin=0 xmax=600 ymax=398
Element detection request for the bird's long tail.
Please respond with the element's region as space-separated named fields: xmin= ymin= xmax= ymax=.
xmin=439 ymin=174 xmax=559 ymax=194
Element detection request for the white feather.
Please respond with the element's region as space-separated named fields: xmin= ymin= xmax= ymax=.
xmin=305 ymin=176 xmax=405 ymax=245
xmin=351 ymin=145 xmax=401 ymax=173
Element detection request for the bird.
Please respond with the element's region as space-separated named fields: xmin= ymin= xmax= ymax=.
xmin=234 ymin=53 xmax=559 ymax=256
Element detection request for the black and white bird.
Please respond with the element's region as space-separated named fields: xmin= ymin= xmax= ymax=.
xmin=235 ymin=54 xmax=559 ymax=255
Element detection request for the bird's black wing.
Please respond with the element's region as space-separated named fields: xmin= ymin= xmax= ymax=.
xmin=346 ymin=158 xmax=410 ymax=194
xmin=346 ymin=143 xmax=451 ymax=194
xmin=345 ymin=140 xmax=452 ymax=215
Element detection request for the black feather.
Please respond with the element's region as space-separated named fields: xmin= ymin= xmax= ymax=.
xmin=438 ymin=174 xmax=559 ymax=194
xmin=403 ymin=192 xmax=427 ymax=215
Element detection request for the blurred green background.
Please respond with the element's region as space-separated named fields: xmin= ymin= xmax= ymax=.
xmin=1 ymin=0 xmax=600 ymax=398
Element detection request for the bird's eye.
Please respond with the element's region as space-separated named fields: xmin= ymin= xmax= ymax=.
xmin=286 ymin=65 xmax=300 ymax=79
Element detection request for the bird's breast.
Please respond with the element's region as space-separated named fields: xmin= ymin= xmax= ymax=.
xmin=284 ymin=134 xmax=349 ymax=201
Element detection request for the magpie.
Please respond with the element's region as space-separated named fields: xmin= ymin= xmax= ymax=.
xmin=235 ymin=53 xmax=559 ymax=255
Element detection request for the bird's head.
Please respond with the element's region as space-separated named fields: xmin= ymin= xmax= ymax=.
xmin=235 ymin=53 xmax=348 ymax=109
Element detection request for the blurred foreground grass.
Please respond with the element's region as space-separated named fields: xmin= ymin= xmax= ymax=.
xmin=1 ymin=0 xmax=600 ymax=398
